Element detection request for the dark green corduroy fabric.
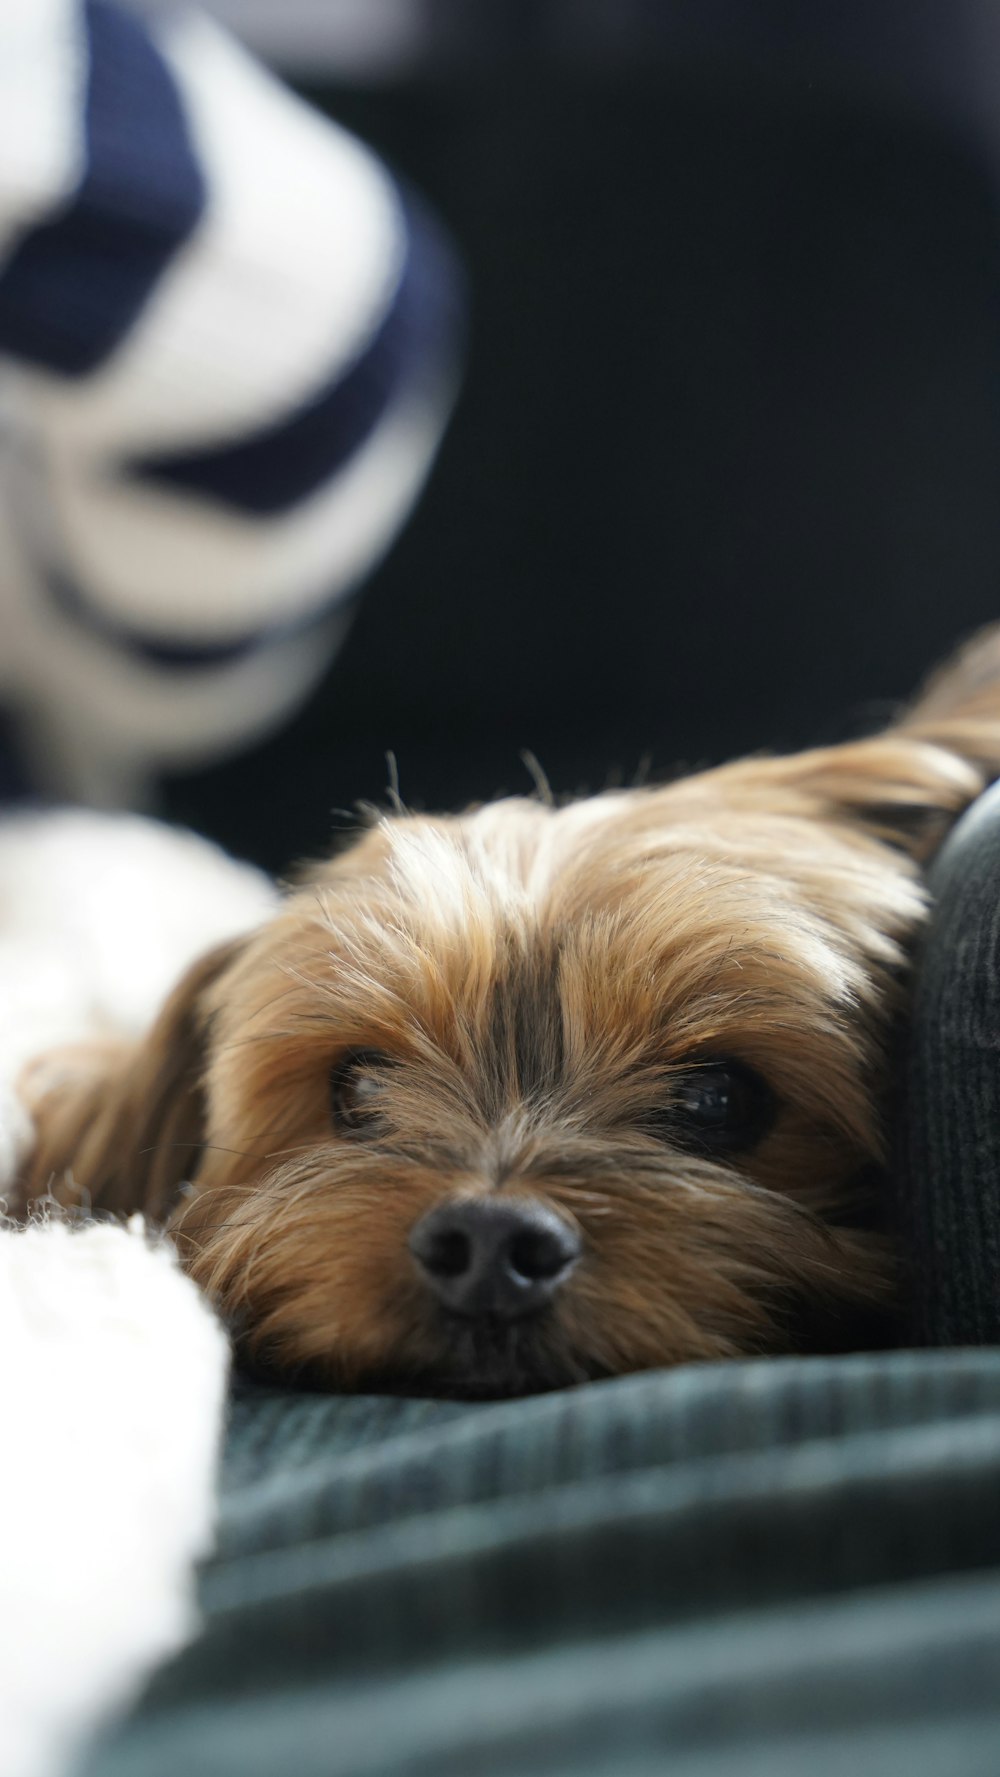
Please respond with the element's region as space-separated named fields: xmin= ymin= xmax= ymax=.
xmin=84 ymin=1351 xmax=1000 ymax=1777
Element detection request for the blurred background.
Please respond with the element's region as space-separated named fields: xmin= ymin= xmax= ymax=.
xmin=18 ymin=0 xmax=1000 ymax=872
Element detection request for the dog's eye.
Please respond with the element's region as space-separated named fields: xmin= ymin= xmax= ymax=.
xmin=330 ymin=1049 xmax=393 ymax=1138
xmin=653 ymin=1060 xmax=774 ymax=1154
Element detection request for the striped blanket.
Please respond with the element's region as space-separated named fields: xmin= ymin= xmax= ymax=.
xmin=0 ymin=0 xmax=461 ymax=802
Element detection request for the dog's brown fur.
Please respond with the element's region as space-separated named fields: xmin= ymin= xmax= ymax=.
xmin=15 ymin=627 xmax=1000 ymax=1394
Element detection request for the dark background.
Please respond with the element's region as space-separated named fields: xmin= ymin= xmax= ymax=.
xmin=161 ymin=3 xmax=1000 ymax=874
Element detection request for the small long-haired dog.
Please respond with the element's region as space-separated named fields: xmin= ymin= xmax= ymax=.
xmin=14 ymin=628 xmax=1000 ymax=1396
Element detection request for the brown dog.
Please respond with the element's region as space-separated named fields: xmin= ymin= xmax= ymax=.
xmin=15 ymin=628 xmax=1000 ymax=1395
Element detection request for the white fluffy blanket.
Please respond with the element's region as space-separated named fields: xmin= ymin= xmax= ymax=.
xmin=0 ymin=811 xmax=278 ymax=1777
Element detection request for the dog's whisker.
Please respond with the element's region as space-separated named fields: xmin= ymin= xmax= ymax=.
xmin=138 ymin=1141 xmax=273 ymax=1163
xmin=180 ymin=1219 xmax=261 ymax=1235
xmin=211 ymin=1029 xmax=309 ymax=1055
xmin=244 ymin=980 xmax=307 ymax=1025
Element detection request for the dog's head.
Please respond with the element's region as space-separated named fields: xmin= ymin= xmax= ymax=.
xmin=19 ymin=629 xmax=1000 ymax=1394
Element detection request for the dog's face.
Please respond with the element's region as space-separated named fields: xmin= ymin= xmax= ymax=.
xmin=19 ymin=624 xmax=1000 ymax=1394
xmin=160 ymin=748 xmax=946 ymax=1395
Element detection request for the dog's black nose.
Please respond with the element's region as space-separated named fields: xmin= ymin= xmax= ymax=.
xmin=408 ymin=1199 xmax=581 ymax=1320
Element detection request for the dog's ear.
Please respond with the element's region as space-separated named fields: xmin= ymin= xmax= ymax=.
xmin=17 ymin=939 xmax=243 ymax=1223
xmin=778 ymin=624 xmax=1000 ymax=861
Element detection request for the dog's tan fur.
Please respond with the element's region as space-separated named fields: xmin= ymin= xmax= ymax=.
xmin=15 ymin=628 xmax=1000 ymax=1393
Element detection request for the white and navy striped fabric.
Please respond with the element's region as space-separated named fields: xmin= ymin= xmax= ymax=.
xmin=0 ymin=0 xmax=462 ymax=802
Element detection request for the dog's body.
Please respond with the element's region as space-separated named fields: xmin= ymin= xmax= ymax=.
xmin=15 ymin=629 xmax=1000 ymax=1396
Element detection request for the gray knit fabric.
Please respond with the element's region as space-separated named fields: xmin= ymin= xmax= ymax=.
xmin=899 ymin=776 xmax=1000 ymax=1344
